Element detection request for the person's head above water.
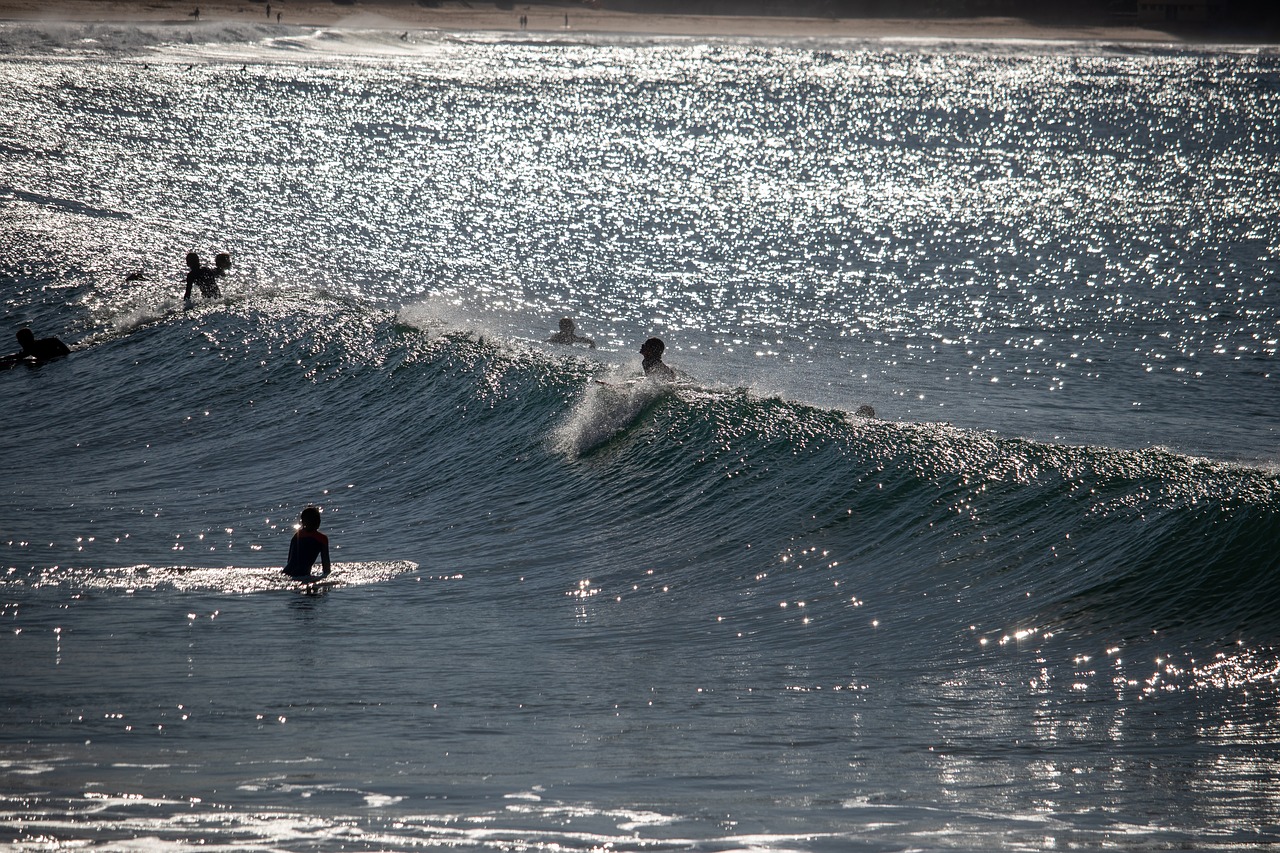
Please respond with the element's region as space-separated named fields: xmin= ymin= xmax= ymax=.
xmin=640 ymin=337 xmax=664 ymax=360
xmin=299 ymin=506 xmax=322 ymax=531
xmin=639 ymin=337 xmax=675 ymax=379
xmin=558 ymin=317 xmax=575 ymax=333
xmin=186 ymin=251 xmax=201 ymax=271
xmin=16 ymin=328 xmax=35 ymax=349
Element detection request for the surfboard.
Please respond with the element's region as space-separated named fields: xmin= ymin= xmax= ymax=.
xmin=2 ymin=560 xmax=419 ymax=594
xmin=293 ymin=576 xmax=344 ymax=595
xmin=0 ymin=354 xmax=38 ymax=370
xmin=593 ymin=376 xmax=671 ymax=390
xmin=223 ymin=560 xmax=418 ymax=594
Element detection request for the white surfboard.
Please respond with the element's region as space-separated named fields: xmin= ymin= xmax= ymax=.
xmin=5 ymin=560 xmax=418 ymax=594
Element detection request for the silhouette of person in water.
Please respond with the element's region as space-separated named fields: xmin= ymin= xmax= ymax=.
xmin=640 ymin=337 xmax=675 ymax=380
xmin=183 ymin=251 xmax=230 ymax=301
xmin=282 ymin=506 xmax=331 ymax=580
xmin=2 ymin=328 xmax=70 ymax=368
xmin=548 ymin=317 xmax=595 ymax=348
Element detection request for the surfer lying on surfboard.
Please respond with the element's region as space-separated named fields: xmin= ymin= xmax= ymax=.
xmin=1 ymin=327 xmax=71 ymax=369
xmin=282 ymin=506 xmax=331 ymax=581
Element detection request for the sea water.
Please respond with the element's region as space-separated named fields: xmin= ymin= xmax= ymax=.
xmin=1 ymin=20 xmax=1279 ymax=851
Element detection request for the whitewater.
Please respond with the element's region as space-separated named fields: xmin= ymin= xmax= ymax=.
xmin=2 ymin=18 xmax=1279 ymax=851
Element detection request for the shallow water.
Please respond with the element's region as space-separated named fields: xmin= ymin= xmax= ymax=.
xmin=2 ymin=21 xmax=1279 ymax=851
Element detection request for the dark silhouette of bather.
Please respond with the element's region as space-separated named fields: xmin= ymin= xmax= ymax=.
xmin=548 ymin=317 xmax=595 ymax=348
xmin=640 ymin=337 xmax=675 ymax=380
xmin=184 ymin=251 xmax=230 ymax=301
xmin=1 ymin=327 xmax=70 ymax=369
xmin=282 ymin=506 xmax=331 ymax=580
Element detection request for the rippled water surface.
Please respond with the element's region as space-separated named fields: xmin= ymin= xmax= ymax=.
xmin=2 ymin=23 xmax=1279 ymax=851
xmin=5 ymin=29 xmax=1279 ymax=456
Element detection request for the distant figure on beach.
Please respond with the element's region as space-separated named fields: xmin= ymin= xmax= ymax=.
xmin=640 ymin=337 xmax=675 ymax=380
xmin=548 ymin=317 xmax=595 ymax=348
xmin=183 ymin=251 xmax=230 ymax=301
xmin=190 ymin=6 xmax=199 ymax=19
xmin=2 ymin=327 xmax=70 ymax=369
xmin=282 ymin=506 xmax=331 ymax=580
xmin=277 ymin=11 xmax=281 ymax=22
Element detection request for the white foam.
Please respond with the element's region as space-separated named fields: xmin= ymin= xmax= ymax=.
xmin=550 ymin=376 xmax=672 ymax=458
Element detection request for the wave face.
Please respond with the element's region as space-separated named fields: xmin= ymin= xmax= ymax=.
xmin=7 ymin=297 xmax=1277 ymax=647
xmin=2 ymin=25 xmax=1280 ymax=852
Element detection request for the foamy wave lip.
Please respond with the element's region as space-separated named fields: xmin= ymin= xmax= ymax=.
xmin=550 ymin=375 xmax=672 ymax=458
xmin=396 ymin=300 xmax=459 ymax=337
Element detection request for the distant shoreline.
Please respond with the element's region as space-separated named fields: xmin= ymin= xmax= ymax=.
xmin=0 ymin=0 xmax=1211 ymax=45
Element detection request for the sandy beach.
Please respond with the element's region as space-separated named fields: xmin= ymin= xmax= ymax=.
xmin=0 ymin=0 xmax=1187 ymax=43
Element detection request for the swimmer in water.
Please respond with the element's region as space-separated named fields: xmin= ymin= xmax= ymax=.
xmin=183 ymin=251 xmax=230 ymax=301
xmin=640 ymin=337 xmax=675 ymax=380
xmin=548 ymin=317 xmax=595 ymax=348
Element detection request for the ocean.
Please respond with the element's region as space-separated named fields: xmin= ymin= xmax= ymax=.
xmin=2 ymin=18 xmax=1279 ymax=851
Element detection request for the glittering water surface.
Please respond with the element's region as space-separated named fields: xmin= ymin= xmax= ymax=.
xmin=5 ymin=29 xmax=1279 ymax=456
xmin=2 ymin=24 xmax=1279 ymax=852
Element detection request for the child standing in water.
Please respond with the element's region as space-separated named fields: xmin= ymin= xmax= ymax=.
xmin=282 ymin=506 xmax=331 ymax=580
